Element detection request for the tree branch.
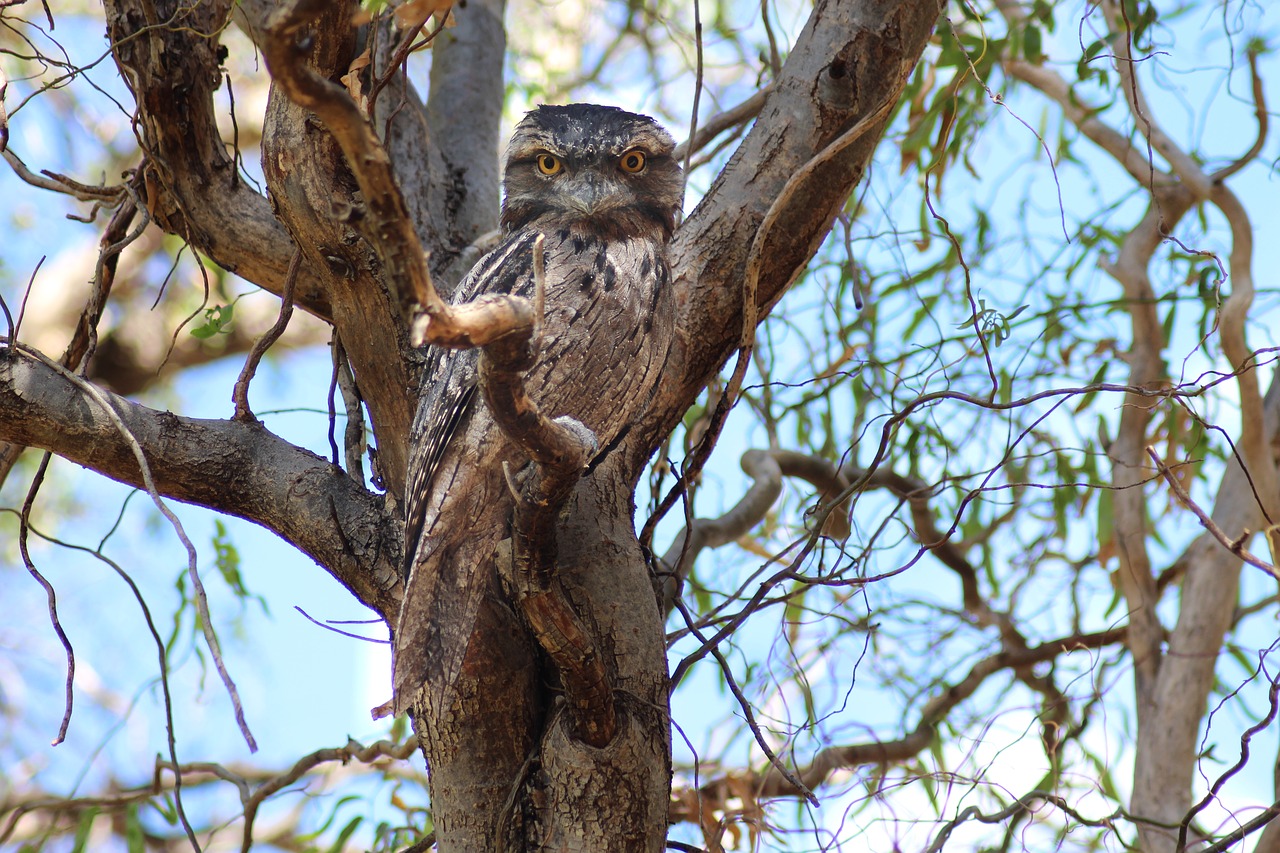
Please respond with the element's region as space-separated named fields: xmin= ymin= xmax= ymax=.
xmin=0 ymin=348 xmax=403 ymax=619
xmin=104 ymin=0 xmax=332 ymax=318
xmin=636 ymin=0 xmax=943 ymax=465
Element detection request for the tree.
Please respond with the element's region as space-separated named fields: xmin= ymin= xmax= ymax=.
xmin=1 ymin=0 xmax=1278 ymax=851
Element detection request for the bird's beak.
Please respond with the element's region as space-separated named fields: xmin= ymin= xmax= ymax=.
xmin=570 ymin=173 xmax=611 ymax=213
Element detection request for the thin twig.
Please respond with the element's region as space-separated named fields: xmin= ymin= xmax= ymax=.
xmin=293 ymin=607 xmax=389 ymax=643
xmin=17 ymin=452 xmax=75 ymax=746
xmin=233 ymin=250 xmax=301 ymax=421
xmin=672 ymin=593 xmax=818 ymax=805
xmin=642 ymin=92 xmax=898 ymax=547
xmin=9 ymin=510 xmax=200 ymax=848
xmin=673 ymin=86 xmax=772 ymax=162
xmin=16 ymin=343 xmax=259 ymax=757
xmin=681 ymin=0 xmax=704 ymax=200
xmin=11 ymin=255 xmax=44 ymax=349
xmin=1145 ymin=447 xmax=1279 ymax=579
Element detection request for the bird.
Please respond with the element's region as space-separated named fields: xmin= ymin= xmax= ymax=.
xmin=393 ymin=104 xmax=682 ymax=721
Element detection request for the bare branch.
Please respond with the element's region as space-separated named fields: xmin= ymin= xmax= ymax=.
xmin=1210 ymin=48 xmax=1268 ymax=184
xmin=233 ymin=251 xmax=301 ymax=422
xmin=1102 ymin=0 xmax=1212 ymax=197
xmin=262 ymin=0 xmax=534 ymax=353
xmin=1147 ymin=447 xmax=1279 ymax=580
xmin=672 ymin=86 xmax=773 ymax=162
xmin=20 ymin=345 xmax=257 ymax=755
xmin=0 ymin=347 xmax=404 ymax=619
xmin=2 ymin=147 xmax=126 ymax=202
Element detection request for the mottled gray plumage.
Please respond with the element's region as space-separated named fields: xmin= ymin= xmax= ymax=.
xmin=395 ymin=105 xmax=681 ymax=714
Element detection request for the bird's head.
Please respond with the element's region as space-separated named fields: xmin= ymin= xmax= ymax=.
xmin=500 ymin=104 xmax=683 ymax=240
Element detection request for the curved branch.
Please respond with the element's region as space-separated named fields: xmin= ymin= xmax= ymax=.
xmin=0 ymin=348 xmax=403 ymax=619
xmin=659 ymin=448 xmax=865 ymax=615
xmin=104 ymin=0 xmax=332 ymax=318
xmin=1210 ymin=48 xmax=1267 ymax=184
xmin=1211 ymin=184 xmax=1279 ymax=523
xmin=1002 ymin=59 xmax=1159 ymax=186
xmin=659 ymin=449 xmax=782 ymax=614
xmin=1101 ymin=0 xmax=1211 ymax=197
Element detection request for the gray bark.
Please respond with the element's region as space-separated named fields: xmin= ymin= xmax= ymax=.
xmin=0 ymin=348 xmax=403 ymax=618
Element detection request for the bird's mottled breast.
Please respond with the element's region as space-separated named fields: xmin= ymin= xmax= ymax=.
xmin=514 ymin=226 xmax=674 ymax=439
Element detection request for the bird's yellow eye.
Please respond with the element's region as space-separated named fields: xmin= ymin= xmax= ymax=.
xmin=536 ymin=153 xmax=562 ymax=176
xmin=619 ymin=150 xmax=647 ymax=174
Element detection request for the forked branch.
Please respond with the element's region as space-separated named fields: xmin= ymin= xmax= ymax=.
xmin=261 ymin=0 xmax=533 ymax=351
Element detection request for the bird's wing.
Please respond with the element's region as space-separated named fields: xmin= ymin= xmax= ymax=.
xmin=401 ymin=231 xmax=538 ymax=582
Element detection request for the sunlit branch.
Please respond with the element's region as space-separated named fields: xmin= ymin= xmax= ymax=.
xmin=1146 ymin=447 xmax=1280 ymax=580
xmin=0 ymin=345 xmax=405 ymax=617
xmin=262 ymin=0 xmax=533 ymax=352
xmin=1 ymin=147 xmax=126 ymax=202
xmin=0 ymin=738 xmax=419 ymax=852
xmin=1102 ymin=0 xmax=1211 ymax=197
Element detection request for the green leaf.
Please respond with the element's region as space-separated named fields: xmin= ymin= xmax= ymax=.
xmin=325 ymin=816 xmax=364 ymax=853
xmin=190 ymin=302 xmax=236 ymax=339
xmin=212 ymin=519 xmax=247 ymax=598
xmin=1023 ymin=25 xmax=1043 ymax=62
xmin=124 ymin=804 xmax=144 ymax=853
xmin=1073 ymin=362 xmax=1109 ymax=413
xmin=71 ymin=807 xmax=99 ymax=853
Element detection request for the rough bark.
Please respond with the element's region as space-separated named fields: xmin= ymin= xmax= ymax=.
xmin=103 ymin=0 xmax=332 ymax=319
xmin=0 ymin=347 xmax=403 ymax=618
xmin=258 ymin=0 xmax=417 ymax=499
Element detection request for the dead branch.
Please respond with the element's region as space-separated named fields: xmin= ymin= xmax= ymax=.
xmin=233 ymin=251 xmax=302 ymax=422
xmin=2 ymin=148 xmax=126 ymax=202
xmin=1147 ymin=447 xmax=1279 ymax=580
xmin=0 ymin=738 xmax=418 ymax=851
